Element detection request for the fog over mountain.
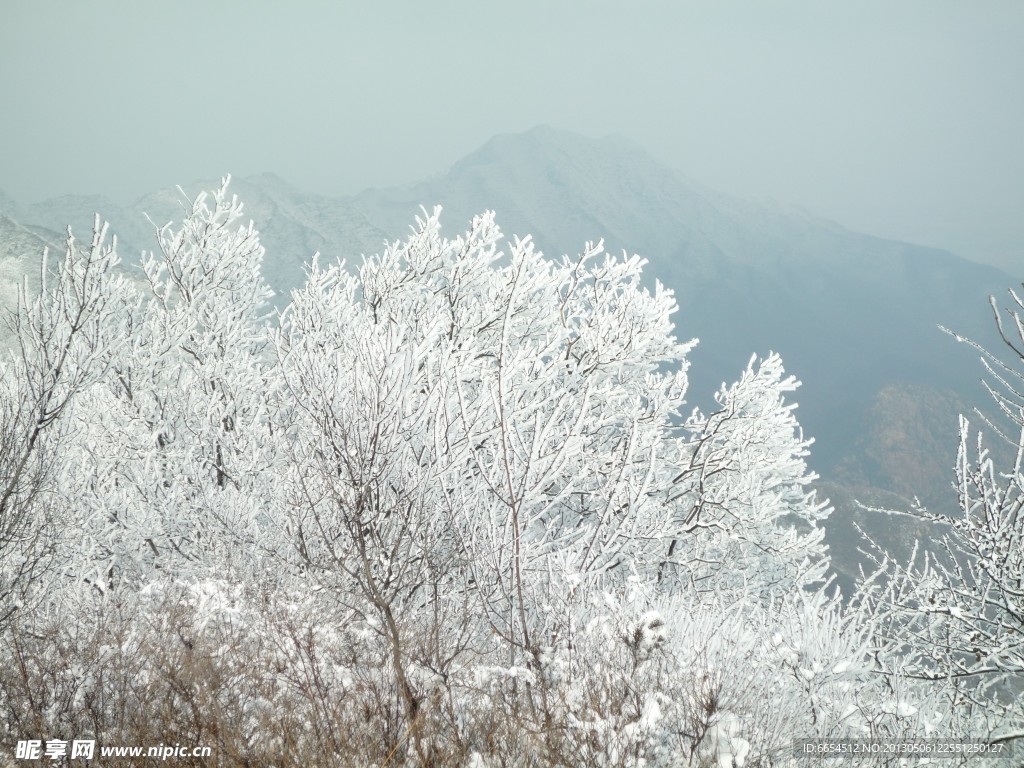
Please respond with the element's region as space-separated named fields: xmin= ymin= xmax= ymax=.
xmin=0 ymin=126 xmax=1013 ymax=589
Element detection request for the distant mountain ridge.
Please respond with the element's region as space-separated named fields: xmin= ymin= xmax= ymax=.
xmin=0 ymin=126 xmax=1015 ymax=589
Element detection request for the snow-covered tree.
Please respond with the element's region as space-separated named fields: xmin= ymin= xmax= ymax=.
xmin=267 ymin=202 xmax=834 ymax=657
xmin=266 ymin=208 xmax=703 ymax=751
xmin=51 ymin=179 xmax=278 ymax=596
xmin=0 ymin=219 xmax=128 ymax=627
xmin=860 ymin=290 xmax=1024 ymax=753
xmin=662 ymin=352 xmax=831 ymax=601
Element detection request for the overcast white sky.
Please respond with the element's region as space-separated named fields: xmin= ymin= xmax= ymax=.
xmin=2 ymin=1 xmax=1022 ymax=273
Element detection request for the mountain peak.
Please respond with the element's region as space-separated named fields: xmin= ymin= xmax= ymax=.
xmin=244 ymin=172 xmax=300 ymax=195
xmin=462 ymin=124 xmax=642 ymax=164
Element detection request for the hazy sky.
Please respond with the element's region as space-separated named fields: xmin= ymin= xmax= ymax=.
xmin=2 ymin=1 xmax=1023 ymax=273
